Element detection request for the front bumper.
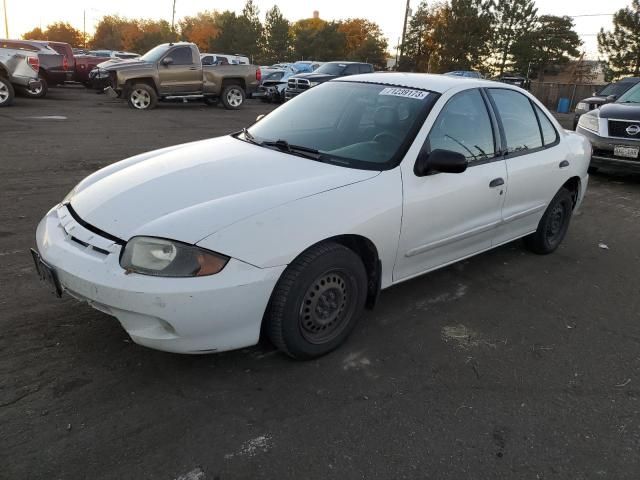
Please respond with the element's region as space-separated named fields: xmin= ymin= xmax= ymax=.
xmin=35 ymin=204 xmax=285 ymax=354
xmin=576 ymin=126 xmax=640 ymax=172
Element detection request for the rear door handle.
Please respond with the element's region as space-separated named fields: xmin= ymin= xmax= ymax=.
xmin=559 ymin=160 xmax=570 ymax=168
xmin=489 ymin=178 xmax=505 ymax=188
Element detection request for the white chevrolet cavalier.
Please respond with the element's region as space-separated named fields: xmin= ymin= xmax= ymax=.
xmin=33 ymin=73 xmax=591 ymax=359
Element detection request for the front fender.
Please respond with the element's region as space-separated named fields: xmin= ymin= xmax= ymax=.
xmin=197 ymin=169 xmax=403 ymax=289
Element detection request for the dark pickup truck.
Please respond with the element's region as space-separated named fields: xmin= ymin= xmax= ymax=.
xmin=285 ymin=61 xmax=374 ymax=100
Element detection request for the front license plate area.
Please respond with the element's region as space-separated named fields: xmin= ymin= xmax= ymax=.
xmin=30 ymin=249 xmax=62 ymax=297
xmin=614 ymin=145 xmax=639 ymax=159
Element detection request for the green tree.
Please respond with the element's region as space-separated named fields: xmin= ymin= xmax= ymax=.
xmin=338 ymin=18 xmax=388 ymax=68
xmin=22 ymin=22 xmax=83 ymax=46
xmin=291 ymin=17 xmax=346 ymax=61
xmin=512 ymin=15 xmax=581 ymax=81
xmin=399 ymin=1 xmax=435 ymax=71
xmin=237 ymin=0 xmax=263 ymax=61
xmin=489 ymin=0 xmax=538 ymax=75
xmin=91 ymin=16 xmax=130 ymax=50
xmin=263 ymin=6 xmax=291 ymax=64
xmin=598 ymin=0 xmax=640 ymax=78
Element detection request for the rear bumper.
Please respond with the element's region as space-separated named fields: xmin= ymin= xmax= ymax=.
xmin=576 ymin=126 xmax=640 ymax=172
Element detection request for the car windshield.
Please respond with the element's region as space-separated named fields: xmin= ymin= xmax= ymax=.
xmin=245 ymin=82 xmax=432 ymax=170
xmin=599 ymin=82 xmax=636 ymax=97
xmin=140 ymin=45 xmax=170 ymax=62
xmin=617 ymin=83 xmax=640 ymax=103
xmin=313 ymin=63 xmax=347 ymax=75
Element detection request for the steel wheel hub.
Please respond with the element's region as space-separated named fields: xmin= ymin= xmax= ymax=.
xmin=0 ymin=83 xmax=8 ymax=102
xmin=131 ymin=89 xmax=150 ymax=109
xmin=546 ymin=203 xmax=565 ymax=241
xmin=227 ymin=89 xmax=242 ymax=106
xmin=300 ymin=272 xmax=349 ymax=344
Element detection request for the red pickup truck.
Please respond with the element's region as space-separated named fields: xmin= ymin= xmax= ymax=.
xmin=40 ymin=41 xmax=104 ymax=87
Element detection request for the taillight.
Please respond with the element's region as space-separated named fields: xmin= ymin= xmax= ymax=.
xmin=256 ymin=68 xmax=261 ymax=82
xmin=63 ymin=56 xmax=69 ymax=71
xmin=27 ymin=56 xmax=39 ymax=71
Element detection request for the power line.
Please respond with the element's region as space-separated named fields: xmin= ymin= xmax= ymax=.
xmin=569 ymin=14 xmax=615 ymax=18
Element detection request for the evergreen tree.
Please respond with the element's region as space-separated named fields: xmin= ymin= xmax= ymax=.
xmin=263 ymin=6 xmax=291 ymax=64
xmin=598 ymin=0 xmax=640 ymax=78
xmin=489 ymin=0 xmax=538 ymax=75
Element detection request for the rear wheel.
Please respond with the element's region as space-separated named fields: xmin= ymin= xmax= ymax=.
xmin=127 ymin=83 xmax=157 ymax=110
xmin=0 ymin=77 xmax=15 ymax=107
xmin=524 ymin=188 xmax=574 ymax=254
xmin=266 ymin=242 xmax=368 ymax=360
xmin=21 ymin=76 xmax=48 ymax=98
xmin=221 ymin=84 xmax=245 ymax=110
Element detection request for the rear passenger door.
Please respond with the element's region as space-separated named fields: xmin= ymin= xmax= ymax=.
xmin=158 ymin=46 xmax=202 ymax=94
xmin=487 ymin=88 xmax=570 ymax=245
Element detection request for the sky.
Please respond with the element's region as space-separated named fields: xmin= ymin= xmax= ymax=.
xmin=0 ymin=0 xmax=633 ymax=58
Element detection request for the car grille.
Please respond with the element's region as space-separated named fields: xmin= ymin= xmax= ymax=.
xmin=608 ymin=120 xmax=640 ymax=139
xmin=287 ymin=78 xmax=311 ymax=91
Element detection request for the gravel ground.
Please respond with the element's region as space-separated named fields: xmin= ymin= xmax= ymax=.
xmin=1 ymin=87 xmax=640 ymax=480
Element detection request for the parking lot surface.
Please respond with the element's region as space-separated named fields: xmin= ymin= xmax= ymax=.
xmin=2 ymin=87 xmax=640 ymax=479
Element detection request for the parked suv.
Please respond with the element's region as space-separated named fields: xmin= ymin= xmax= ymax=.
xmin=573 ymin=77 xmax=640 ymax=129
xmin=576 ymin=82 xmax=640 ymax=173
xmin=0 ymin=43 xmax=41 ymax=106
xmin=101 ymin=42 xmax=260 ymax=110
xmin=285 ymin=61 xmax=373 ymax=100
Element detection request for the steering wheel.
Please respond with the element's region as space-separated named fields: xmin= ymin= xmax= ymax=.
xmin=373 ymin=131 xmax=402 ymax=145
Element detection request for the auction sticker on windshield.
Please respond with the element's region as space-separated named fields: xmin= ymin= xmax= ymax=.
xmin=379 ymin=87 xmax=429 ymax=100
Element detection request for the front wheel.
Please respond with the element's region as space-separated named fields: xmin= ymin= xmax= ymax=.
xmin=0 ymin=77 xmax=15 ymax=107
xmin=126 ymin=83 xmax=157 ymax=110
xmin=524 ymin=188 xmax=574 ymax=254
xmin=266 ymin=242 xmax=368 ymax=360
xmin=21 ymin=77 xmax=48 ymax=98
xmin=221 ymin=84 xmax=245 ymax=110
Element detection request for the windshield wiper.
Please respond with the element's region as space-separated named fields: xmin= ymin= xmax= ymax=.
xmin=241 ymin=128 xmax=261 ymax=145
xmin=261 ymin=139 xmax=324 ymax=160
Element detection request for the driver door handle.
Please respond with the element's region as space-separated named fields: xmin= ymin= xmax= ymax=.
xmin=489 ymin=178 xmax=505 ymax=188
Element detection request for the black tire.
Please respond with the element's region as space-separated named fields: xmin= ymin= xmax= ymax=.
xmin=266 ymin=242 xmax=368 ymax=360
xmin=21 ymin=76 xmax=48 ymax=98
xmin=221 ymin=84 xmax=245 ymax=110
xmin=0 ymin=77 xmax=15 ymax=107
xmin=126 ymin=83 xmax=158 ymax=110
xmin=524 ymin=188 xmax=574 ymax=255
xmin=203 ymin=96 xmax=219 ymax=107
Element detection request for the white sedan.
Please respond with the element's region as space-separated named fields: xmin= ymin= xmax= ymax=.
xmin=33 ymin=73 xmax=591 ymax=359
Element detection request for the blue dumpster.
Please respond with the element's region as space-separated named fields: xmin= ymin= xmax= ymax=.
xmin=557 ymin=97 xmax=571 ymax=113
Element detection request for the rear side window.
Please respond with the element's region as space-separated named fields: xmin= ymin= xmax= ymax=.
xmin=359 ymin=64 xmax=373 ymax=74
xmin=489 ymin=89 xmax=542 ymax=154
xmin=344 ymin=64 xmax=359 ymax=75
xmin=534 ymin=105 xmax=559 ymax=146
xmin=427 ymin=88 xmax=496 ymax=164
xmin=169 ymin=47 xmax=193 ymax=65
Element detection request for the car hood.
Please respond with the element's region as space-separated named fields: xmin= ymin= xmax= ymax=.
xmin=102 ymin=59 xmax=152 ymax=71
xmin=598 ymin=102 xmax=640 ymax=120
xmin=69 ymin=136 xmax=379 ymax=245
xmin=579 ymin=95 xmax=607 ymax=105
xmin=292 ymin=73 xmax=337 ymax=82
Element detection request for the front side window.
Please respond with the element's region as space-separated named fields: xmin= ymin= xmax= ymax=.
xmin=427 ymin=89 xmax=495 ymax=163
xmin=246 ymin=82 xmax=432 ymax=169
xmin=169 ymin=47 xmax=193 ymax=65
xmin=489 ymin=89 xmax=543 ymax=154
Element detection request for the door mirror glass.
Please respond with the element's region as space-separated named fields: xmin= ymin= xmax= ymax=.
xmin=415 ymin=149 xmax=468 ymax=176
xmin=162 ymin=57 xmax=173 ymax=66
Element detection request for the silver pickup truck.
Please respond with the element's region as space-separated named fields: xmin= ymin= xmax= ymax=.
xmin=0 ymin=45 xmax=41 ymax=106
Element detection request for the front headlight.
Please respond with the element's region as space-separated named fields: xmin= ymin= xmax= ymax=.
xmin=120 ymin=237 xmax=229 ymax=277
xmin=577 ymin=114 xmax=599 ymax=133
xmin=576 ymin=102 xmax=589 ymax=112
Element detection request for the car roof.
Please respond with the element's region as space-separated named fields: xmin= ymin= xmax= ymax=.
xmin=338 ymin=72 xmax=508 ymax=94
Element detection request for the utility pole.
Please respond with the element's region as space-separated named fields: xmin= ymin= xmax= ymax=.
xmin=83 ymin=9 xmax=86 ymax=48
xmin=398 ymin=0 xmax=411 ymax=69
xmin=171 ymin=0 xmax=177 ymax=39
xmin=3 ymin=0 xmax=9 ymax=38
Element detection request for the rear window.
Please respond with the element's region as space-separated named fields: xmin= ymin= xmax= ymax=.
xmin=0 ymin=41 xmax=39 ymax=52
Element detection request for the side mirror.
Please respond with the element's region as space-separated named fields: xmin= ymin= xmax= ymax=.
xmin=255 ymin=114 xmax=265 ymax=122
xmin=161 ymin=57 xmax=173 ymax=66
xmin=606 ymin=94 xmax=617 ymax=103
xmin=414 ymin=149 xmax=468 ymax=177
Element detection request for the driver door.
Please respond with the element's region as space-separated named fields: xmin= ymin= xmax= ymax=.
xmin=394 ymin=88 xmax=507 ymax=281
xmin=158 ymin=46 xmax=202 ymax=94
